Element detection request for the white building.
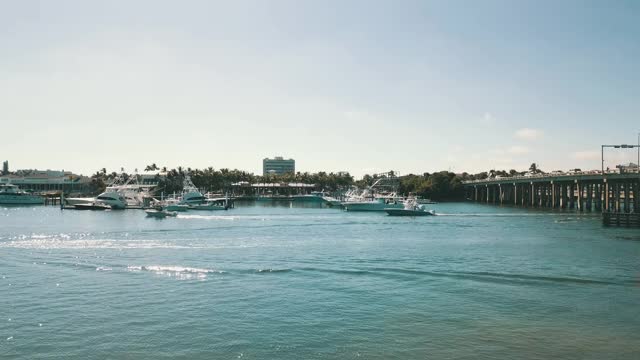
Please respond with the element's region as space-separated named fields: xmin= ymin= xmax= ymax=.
xmin=0 ymin=169 xmax=92 ymax=193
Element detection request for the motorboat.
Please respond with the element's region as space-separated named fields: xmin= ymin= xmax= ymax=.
xmin=74 ymin=202 xmax=112 ymax=211
xmin=385 ymin=198 xmax=436 ymax=216
xmin=145 ymin=208 xmax=178 ymax=218
xmin=0 ymin=184 xmax=44 ymax=205
xmin=94 ymin=191 xmax=128 ymax=209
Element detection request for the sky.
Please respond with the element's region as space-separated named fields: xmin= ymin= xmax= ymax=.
xmin=1 ymin=0 xmax=639 ymax=177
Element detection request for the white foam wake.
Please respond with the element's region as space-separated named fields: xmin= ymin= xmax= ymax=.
xmin=127 ymin=265 xmax=224 ymax=280
xmin=0 ymin=239 xmax=193 ymax=250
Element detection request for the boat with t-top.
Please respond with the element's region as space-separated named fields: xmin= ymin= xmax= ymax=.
xmin=163 ymin=174 xmax=229 ymax=211
xmin=341 ymin=173 xmax=406 ymax=211
xmin=385 ymin=197 xmax=436 ymax=216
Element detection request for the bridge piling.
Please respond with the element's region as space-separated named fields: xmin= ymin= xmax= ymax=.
xmin=463 ymin=172 xmax=639 ymax=226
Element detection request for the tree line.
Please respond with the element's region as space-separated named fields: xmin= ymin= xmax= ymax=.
xmin=88 ymin=163 xmax=545 ymax=201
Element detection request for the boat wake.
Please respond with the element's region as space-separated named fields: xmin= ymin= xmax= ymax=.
xmin=0 ymin=238 xmax=193 ymax=250
xmin=297 ymin=267 xmax=622 ymax=286
xmin=127 ymin=265 xmax=225 ymax=280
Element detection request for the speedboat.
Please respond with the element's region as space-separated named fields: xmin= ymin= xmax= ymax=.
xmin=145 ymin=208 xmax=178 ymax=218
xmin=0 ymin=184 xmax=44 ymax=205
xmin=385 ymin=198 xmax=435 ymax=216
xmin=74 ymin=202 xmax=112 ymax=211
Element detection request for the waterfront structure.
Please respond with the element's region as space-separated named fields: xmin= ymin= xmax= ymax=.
xmin=0 ymin=169 xmax=92 ymax=194
xmin=263 ymin=156 xmax=295 ymax=176
xmin=463 ymin=171 xmax=639 ymax=225
xmin=232 ymin=182 xmax=315 ymax=198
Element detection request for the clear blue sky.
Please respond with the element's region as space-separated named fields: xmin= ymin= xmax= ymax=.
xmin=1 ymin=0 xmax=638 ymax=177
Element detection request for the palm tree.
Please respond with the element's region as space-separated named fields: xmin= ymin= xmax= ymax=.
xmin=145 ymin=163 xmax=159 ymax=172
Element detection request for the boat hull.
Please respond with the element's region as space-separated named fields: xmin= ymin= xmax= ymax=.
xmin=342 ymin=202 xmax=404 ymax=212
xmin=385 ymin=209 xmax=435 ymax=216
xmin=165 ymin=204 xmax=190 ymax=212
xmin=145 ymin=210 xmax=178 ymax=218
xmin=74 ymin=203 xmax=111 ymax=210
xmin=188 ymin=204 xmax=227 ymax=211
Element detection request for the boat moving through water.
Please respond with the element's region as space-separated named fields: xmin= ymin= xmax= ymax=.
xmin=145 ymin=208 xmax=178 ymax=218
xmin=385 ymin=198 xmax=436 ymax=216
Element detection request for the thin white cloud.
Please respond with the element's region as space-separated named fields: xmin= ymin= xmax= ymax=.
xmin=514 ymin=128 xmax=543 ymax=140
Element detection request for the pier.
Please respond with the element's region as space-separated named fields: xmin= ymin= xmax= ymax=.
xmin=463 ymin=172 xmax=639 ymax=226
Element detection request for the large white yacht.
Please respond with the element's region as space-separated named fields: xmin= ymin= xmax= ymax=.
xmin=341 ymin=173 xmax=406 ymax=211
xmin=164 ymin=174 xmax=207 ymax=211
xmin=0 ymin=184 xmax=44 ymax=205
xmin=341 ymin=193 xmax=405 ymax=211
xmin=66 ymin=171 xmax=153 ymax=209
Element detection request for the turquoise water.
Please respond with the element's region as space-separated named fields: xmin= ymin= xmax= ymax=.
xmin=1 ymin=203 xmax=639 ymax=359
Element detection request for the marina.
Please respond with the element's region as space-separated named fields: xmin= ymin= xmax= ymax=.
xmin=3 ymin=1 xmax=640 ymax=357
xmin=2 ymin=202 xmax=639 ymax=359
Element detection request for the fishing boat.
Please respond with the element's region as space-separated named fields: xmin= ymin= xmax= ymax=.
xmin=0 ymin=184 xmax=44 ymax=205
xmin=341 ymin=173 xmax=407 ymax=211
xmin=342 ymin=196 xmax=405 ymax=211
xmin=66 ymin=170 xmax=153 ymax=209
xmin=385 ymin=198 xmax=436 ymax=216
xmin=160 ymin=175 xmax=230 ymax=211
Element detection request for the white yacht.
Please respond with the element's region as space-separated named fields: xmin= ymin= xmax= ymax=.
xmin=0 ymin=184 xmax=44 ymax=205
xmin=66 ymin=171 xmax=153 ymax=209
xmin=385 ymin=197 xmax=436 ymax=216
xmin=164 ymin=174 xmax=218 ymax=211
xmin=341 ymin=174 xmax=406 ymax=211
xmin=95 ymin=191 xmax=128 ymax=209
xmin=342 ymin=195 xmax=405 ymax=212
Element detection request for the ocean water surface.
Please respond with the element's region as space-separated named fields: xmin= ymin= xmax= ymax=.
xmin=1 ymin=203 xmax=639 ymax=359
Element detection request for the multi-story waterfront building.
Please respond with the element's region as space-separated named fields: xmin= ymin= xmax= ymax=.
xmin=0 ymin=169 xmax=92 ymax=194
xmin=263 ymin=156 xmax=295 ymax=176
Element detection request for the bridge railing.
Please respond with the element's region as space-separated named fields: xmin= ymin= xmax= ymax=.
xmin=461 ymin=169 xmax=638 ymax=184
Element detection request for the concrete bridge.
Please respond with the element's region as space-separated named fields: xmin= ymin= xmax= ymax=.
xmin=462 ymin=172 xmax=639 ymax=215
